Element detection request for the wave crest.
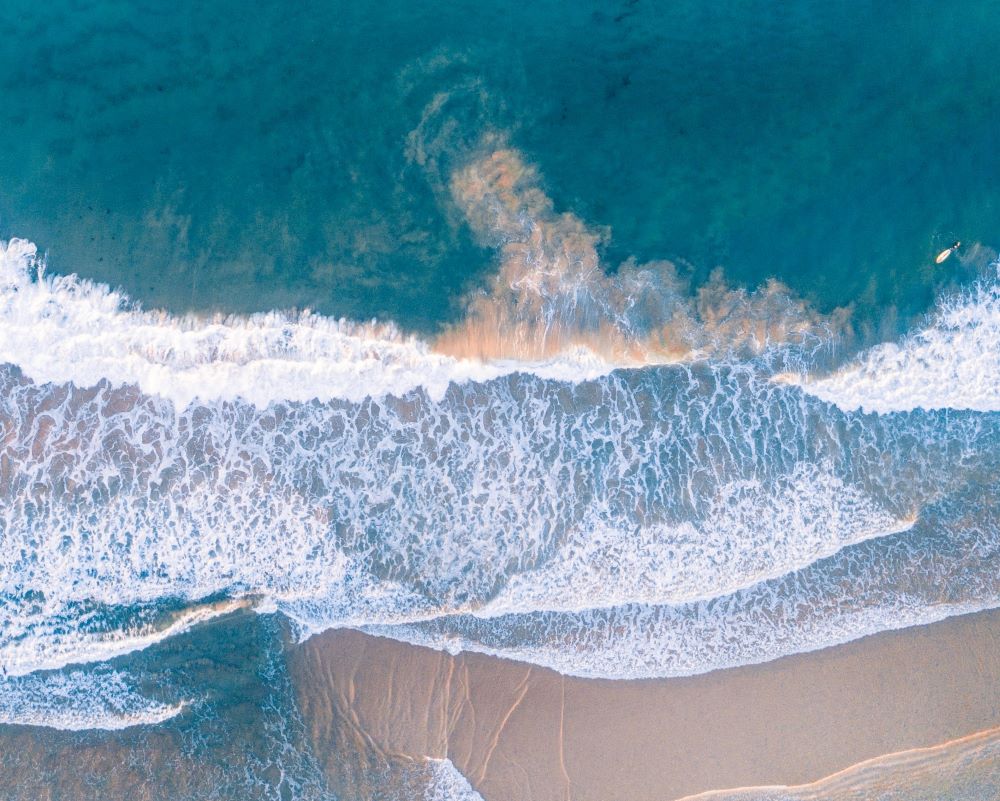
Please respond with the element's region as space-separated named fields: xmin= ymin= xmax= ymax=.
xmin=798 ymin=263 xmax=1000 ymax=413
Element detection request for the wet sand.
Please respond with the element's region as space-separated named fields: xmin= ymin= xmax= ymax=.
xmin=289 ymin=607 xmax=1000 ymax=800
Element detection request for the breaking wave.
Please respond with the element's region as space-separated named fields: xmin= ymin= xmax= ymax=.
xmin=0 ymin=667 xmax=185 ymax=731
xmin=0 ymin=238 xmax=505 ymax=408
xmin=797 ymin=262 xmax=1000 ymax=413
xmin=1 ymin=144 xmax=999 ymax=725
xmin=0 ymin=145 xmax=847 ymax=412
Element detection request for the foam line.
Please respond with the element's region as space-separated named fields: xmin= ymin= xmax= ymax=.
xmin=475 ymin=469 xmax=914 ymax=616
xmin=797 ymin=263 xmax=1000 ymax=413
xmin=2 ymin=598 xmax=253 ymax=679
xmin=4 ymin=351 xmax=995 ymax=680
xmin=0 ymin=668 xmax=185 ymax=731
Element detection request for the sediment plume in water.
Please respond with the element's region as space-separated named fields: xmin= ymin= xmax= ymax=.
xmin=435 ymin=146 xmax=853 ymax=366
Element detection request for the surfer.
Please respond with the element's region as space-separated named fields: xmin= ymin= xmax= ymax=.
xmin=935 ymin=241 xmax=961 ymax=264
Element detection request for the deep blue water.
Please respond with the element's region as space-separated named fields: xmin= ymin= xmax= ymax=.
xmin=1 ymin=0 xmax=998 ymax=330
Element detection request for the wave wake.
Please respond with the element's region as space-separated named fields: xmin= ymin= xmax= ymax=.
xmin=3 ymin=351 xmax=996 ymax=681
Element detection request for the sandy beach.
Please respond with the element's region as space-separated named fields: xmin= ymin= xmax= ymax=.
xmin=289 ymin=607 xmax=1000 ymax=800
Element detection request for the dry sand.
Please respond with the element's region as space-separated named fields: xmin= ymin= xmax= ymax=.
xmin=289 ymin=607 xmax=1000 ymax=800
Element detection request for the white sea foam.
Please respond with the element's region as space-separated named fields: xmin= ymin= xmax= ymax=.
xmin=476 ymin=463 xmax=913 ymax=616
xmin=0 ymin=668 xmax=185 ymax=731
xmin=3 ymin=352 xmax=940 ymax=680
xmin=1 ymin=599 xmax=252 ymax=679
xmin=0 ymin=238 xmax=611 ymax=409
xmin=366 ymin=482 xmax=1000 ymax=679
xmin=372 ymin=596 xmax=995 ymax=681
xmin=2 ymin=228 xmax=999 ymax=684
xmin=421 ymin=759 xmax=485 ymax=801
xmin=798 ymin=264 xmax=1000 ymax=413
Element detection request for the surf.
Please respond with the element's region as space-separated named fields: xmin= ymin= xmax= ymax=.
xmin=0 ymin=668 xmax=186 ymax=731
xmin=794 ymin=261 xmax=1000 ymax=413
xmin=2 ymin=151 xmax=1000 ymax=696
xmin=2 ymin=344 xmax=997 ymax=682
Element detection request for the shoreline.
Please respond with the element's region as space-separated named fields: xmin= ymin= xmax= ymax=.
xmin=289 ymin=606 xmax=1000 ymax=800
xmin=675 ymin=724 xmax=1000 ymax=800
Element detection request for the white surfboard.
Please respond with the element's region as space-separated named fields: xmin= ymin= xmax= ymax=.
xmin=935 ymin=242 xmax=960 ymax=264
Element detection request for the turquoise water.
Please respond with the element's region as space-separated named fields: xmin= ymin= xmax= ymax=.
xmin=1 ymin=0 xmax=997 ymax=330
xmin=2 ymin=2 xmax=1000 ymax=800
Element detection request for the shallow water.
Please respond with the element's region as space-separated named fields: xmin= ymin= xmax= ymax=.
xmin=1 ymin=0 xmax=1000 ymax=798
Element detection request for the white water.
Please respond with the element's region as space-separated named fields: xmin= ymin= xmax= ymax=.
xmin=0 ymin=668 xmax=185 ymax=731
xmin=4 ymin=347 xmax=942 ymax=683
xmin=1 ymin=600 xmax=253 ymax=679
xmin=1 ymin=231 xmax=999 ymax=715
xmin=421 ymin=759 xmax=485 ymax=801
xmin=476 ymin=463 xmax=914 ymax=616
xmin=799 ymin=263 xmax=1000 ymax=413
xmin=0 ymin=238 xmax=613 ymax=408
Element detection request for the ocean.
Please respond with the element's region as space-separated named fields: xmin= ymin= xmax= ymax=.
xmin=1 ymin=0 xmax=999 ymax=798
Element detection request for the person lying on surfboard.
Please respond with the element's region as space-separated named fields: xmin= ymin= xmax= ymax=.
xmin=935 ymin=241 xmax=961 ymax=264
